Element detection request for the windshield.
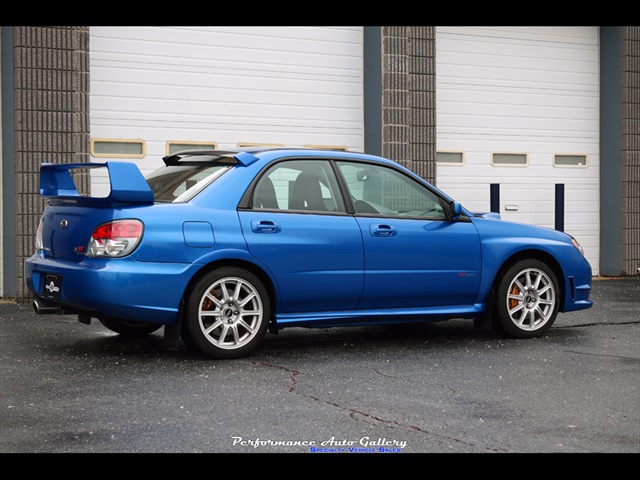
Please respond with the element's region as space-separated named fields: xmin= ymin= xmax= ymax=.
xmin=146 ymin=164 xmax=229 ymax=203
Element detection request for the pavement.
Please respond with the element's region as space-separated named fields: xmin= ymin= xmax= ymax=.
xmin=0 ymin=277 xmax=638 ymax=455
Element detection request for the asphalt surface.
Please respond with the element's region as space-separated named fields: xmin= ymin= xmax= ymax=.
xmin=0 ymin=278 xmax=638 ymax=455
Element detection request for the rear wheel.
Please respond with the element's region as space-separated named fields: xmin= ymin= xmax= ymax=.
xmin=495 ymin=260 xmax=559 ymax=339
xmin=98 ymin=318 xmax=162 ymax=337
xmin=183 ymin=267 xmax=270 ymax=359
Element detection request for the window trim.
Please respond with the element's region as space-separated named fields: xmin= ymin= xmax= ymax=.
xmin=436 ymin=151 xmax=465 ymax=166
xmin=166 ymin=141 xmax=219 ymax=155
xmin=236 ymin=142 xmax=285 ymax=148
xmin=491 ymin=152 xmax=528 ymax=167
xmin=553 ymin=153 xmax=588 ymax=168
xmin=90 ymin=138 xmax=146 ymax=159
xmin=303 ymin=144 xmax=349 ymax=151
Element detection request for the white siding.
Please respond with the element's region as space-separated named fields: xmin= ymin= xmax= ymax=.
xmin=436 ymin=26 xmax=600 ymax=274
xmin=89 ymin=26 xmax=364 ymax=188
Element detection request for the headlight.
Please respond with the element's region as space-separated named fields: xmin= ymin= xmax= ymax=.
xmin=571 ymin=237 xmax=584 ymax=256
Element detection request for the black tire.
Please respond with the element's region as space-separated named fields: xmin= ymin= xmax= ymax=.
xmin=183 ymin=267 xmax=270 ymax=359
xmin=98 ymin=317 xmax=162 ymax=337
xmin=495 ymin=259 xmax=560 ymax=339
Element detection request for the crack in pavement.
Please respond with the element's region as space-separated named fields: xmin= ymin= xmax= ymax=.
xmin=563 ymin=350 xmax=640 ymax=361
xmin=253 ymin=361 xmax=500 ymax=450
xmin=374 ymin=368 xmax=457 ymax=393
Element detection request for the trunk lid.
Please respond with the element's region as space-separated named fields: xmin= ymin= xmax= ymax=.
xmin=38 ymin=162 xmax=153 ymax=261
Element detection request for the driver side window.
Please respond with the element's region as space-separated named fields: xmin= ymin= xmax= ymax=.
xmin=336 ymin=161 xmax=446 ymax=219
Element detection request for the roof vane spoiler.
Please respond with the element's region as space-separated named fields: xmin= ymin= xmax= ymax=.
xmin=162 ymin=149 xmax=260 ymax=167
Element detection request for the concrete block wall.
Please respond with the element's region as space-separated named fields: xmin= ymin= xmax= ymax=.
xmin=381 ymin=26 xmax=437 ymax=184
xmin=12 ymin=26 xmax=90 ymax=301
xmin=621 ymin=26 xmax=640 ymax=276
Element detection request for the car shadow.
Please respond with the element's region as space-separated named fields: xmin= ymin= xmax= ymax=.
xmin=254 ymin=320 xmax=498 ymax=355
xmin=37 ymin=317 xmax=580 ymax=361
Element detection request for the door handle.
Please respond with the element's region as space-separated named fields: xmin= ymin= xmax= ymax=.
xmin=251 ymin=220 xmax=281 ymax=233
xmin=370 ymin=224 xmax=397 ymax=237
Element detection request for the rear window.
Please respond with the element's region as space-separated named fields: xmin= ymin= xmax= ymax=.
xmin=146 ymin=164 xmax=229 ymax=203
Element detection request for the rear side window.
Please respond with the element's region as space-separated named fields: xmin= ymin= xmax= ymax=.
xmin=252 ymin=160 xmax=346 ymax=213
xmin=146 ymin=165 xmax=229 ymax=203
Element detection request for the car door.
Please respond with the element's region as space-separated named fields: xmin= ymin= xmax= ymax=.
xmin=335 ymin=161 xmax=482 ymax=309
xmin=239 ymin=159 xmax=364 ymax=314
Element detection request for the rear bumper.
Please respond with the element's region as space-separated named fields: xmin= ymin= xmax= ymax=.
xmin=25 ymin=252 xmax=197 ymax=325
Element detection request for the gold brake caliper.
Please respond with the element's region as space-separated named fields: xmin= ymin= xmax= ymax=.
xmin=509 ymin=284 xmax=520 ymax=310
xmin=202 ymin=288 xmax=216 ymax=310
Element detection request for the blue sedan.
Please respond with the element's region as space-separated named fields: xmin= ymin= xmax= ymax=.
xmin=24 ymin=148 xmax=593 ymax=359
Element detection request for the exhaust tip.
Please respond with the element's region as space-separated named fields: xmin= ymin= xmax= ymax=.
xmin=33 ymin=298 xmax=59 ymax=314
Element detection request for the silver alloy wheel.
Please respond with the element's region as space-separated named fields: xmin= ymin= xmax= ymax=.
xmin=197 ymin=276 xmax=264 ymax=350
xmin=505 ymin=267 xmax=556 ymax=331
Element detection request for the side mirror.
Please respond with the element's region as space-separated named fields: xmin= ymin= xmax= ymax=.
xmin=449 ymin=201 xmax=462 ymax=221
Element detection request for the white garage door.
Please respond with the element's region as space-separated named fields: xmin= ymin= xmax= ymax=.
xmin=89 ymin=26 xmax=364 ymax=185
xmin=435 ymin=26 xmax=600 ymax=274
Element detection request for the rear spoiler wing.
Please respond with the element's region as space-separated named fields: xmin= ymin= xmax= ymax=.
xmin=39 ymin=162 xmax=154 ymax=205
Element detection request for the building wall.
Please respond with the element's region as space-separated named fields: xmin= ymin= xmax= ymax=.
xmin=2 ymin=25 xmax=638 ymax=303
xmin=12 ymin=26 xmax=90 ymax=301
xmin=381 ymin=26 xmax=437 ymax=184
xmin=621 ymin=26 xmax=640 ymax=276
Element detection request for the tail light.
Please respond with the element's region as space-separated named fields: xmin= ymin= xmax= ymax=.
xmin=87 ymin=220 xmax=143 ymax=258
xmin=36 ymin=218 xmax=44 ymax=251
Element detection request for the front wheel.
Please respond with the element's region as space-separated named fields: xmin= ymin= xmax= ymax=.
xmin=183 ymin=267 xmax=270 ymax=359
xmin=495 ymin=260 xmax=560 ymax=339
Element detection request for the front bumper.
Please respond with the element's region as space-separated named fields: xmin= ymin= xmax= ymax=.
xmin=561 ymin=257 xmax=593 ymax=312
